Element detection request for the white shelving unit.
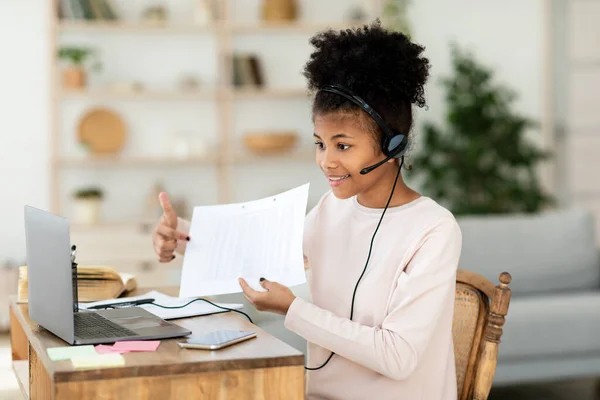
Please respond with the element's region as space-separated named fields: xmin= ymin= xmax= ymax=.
xmin=51 ymin=0 xmax=382 ymax=286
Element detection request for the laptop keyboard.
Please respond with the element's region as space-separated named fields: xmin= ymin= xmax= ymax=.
xmin=74 ymin=312 xmax=138 ymax=339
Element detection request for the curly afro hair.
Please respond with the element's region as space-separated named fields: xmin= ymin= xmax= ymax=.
xmin=303 ymin=20 xmax=430 ymax=147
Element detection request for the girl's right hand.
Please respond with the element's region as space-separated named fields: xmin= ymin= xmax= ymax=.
xmin=153 ymin=192 xmax=189 ymax=262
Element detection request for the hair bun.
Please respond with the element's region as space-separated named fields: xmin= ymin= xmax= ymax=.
xmin=303 ymin=20 xmax=430 ymax=109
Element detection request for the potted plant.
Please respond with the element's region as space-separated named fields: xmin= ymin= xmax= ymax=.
xmin=73 ymin=187 xmax=104 ymax=224
xmin=57 ymin=46 xmax=102 ymax=89
xmin=409 ymin=44 xmax=554 ymax=215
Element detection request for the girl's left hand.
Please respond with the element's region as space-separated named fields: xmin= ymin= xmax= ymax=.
xmin=239 ymin=277 xmax=296 ymax=315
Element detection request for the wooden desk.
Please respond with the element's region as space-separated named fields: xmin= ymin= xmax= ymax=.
xmin=9 ymin=287 xmax=305 ymax=399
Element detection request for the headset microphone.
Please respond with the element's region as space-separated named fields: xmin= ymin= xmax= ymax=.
xmin=360 ymin=154 xmax=395 ymax=175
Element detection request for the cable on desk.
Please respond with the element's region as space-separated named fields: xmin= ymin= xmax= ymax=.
xmin=150 ymin=298 xmax=253 ymax=324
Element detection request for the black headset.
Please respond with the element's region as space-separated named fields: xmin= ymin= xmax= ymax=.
xmin=318 ymin=84 xmax=408 ymax=175
xmin=305 ymin=85 xmax=407 ymax=371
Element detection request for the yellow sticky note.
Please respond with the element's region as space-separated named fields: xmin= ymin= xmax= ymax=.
xmin=71 ymin=353 xmax=125 ymax=370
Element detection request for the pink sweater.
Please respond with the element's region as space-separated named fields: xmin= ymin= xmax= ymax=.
xmin=286 ymin=192 xmax=461 ymax=400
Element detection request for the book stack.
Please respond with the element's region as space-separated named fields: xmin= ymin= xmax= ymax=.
xmin=58 ymin=0 xmax=119 ymax=21
xmin=233 ymin=54 xmax=264 ymax=88
xmin=17 ymin=265 xmax=137 ymax=303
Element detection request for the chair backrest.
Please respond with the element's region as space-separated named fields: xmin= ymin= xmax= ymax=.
xmin=453 ymin=270 xmax=512 ymax=400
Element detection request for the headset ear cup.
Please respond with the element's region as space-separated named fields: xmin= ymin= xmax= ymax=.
xmin=386 ymin=134 xmax=407 ymax=158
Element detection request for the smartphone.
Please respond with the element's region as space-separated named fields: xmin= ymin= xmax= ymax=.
xmin=178 ymin=330 xmax=257 ymax=350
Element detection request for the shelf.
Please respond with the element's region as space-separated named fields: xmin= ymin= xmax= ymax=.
xmin=231 ymin=87 xmax=309 ymax=99
xmin=57 ymin=150 xmax=314 ymax=167
xmin=228 ymin=21 xmax=367 ymax=33
xmin=58 ymin=20 xmax=220 ymax=34
xmin=57 ymin=20 xmax=367 ymax=35
xmin=57 ymin=155 xmax=217 ymax=167
xmin=59 ymin=88 xmax=217 ymax=101
xmin=51 ymin=2 xmax=380 ymax=212
xmin=232 ymin=147 xmax=315 ymax=163
xmin=58 ymin=88 xmax=308 ymax=101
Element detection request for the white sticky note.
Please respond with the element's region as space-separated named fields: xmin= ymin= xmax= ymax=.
xmin=47 ymin=345 xmax=96 ymax=361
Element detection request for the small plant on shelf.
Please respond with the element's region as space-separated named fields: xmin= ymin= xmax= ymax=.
xmin=57 ymin=46 xmax=102 ymax=89
xmin=73 ymin=187 xmax=104 ymax=199
xmin=382 ymin=0 xmax=412 ymax=36
xmin=72 ymin=187 xmax=104 ymax=225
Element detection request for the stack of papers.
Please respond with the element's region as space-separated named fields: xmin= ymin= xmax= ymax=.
xmin=180 ymin=183 xmax=309 ymax=297
xmin=79 ymin=290 xmax=244 ymax=320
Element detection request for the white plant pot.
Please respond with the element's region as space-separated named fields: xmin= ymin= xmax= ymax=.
xmin=73 ymin=198 xmax=102 ymax=225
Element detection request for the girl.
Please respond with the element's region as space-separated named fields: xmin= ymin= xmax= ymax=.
xmin=153 ymin=21 xmax=461 ymax=400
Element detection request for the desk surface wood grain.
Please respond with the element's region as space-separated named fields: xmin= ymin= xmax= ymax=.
xmin=9 ymin=286 xmax=304 ymax=384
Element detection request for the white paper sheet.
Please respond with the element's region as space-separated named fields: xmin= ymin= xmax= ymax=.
xmin=179 ymin=183 xmax=309 ymax=297
xmin=78 ymin=290 xmax=244 ymax=320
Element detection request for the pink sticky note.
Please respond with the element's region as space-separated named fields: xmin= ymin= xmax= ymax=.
xmin=95 ymin=345 xmax=130 ymax=355
xmin=112 ymin=341 xmax=160 ymax=352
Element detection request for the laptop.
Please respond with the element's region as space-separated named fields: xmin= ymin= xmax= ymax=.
xmin=24 ymin=205 xmax=192 ymax=345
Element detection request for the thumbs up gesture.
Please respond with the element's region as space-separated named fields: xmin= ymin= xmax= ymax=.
xmin=152 ymin=192 xmax=189 ymax=263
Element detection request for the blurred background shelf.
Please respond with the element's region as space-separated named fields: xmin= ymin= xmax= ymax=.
xmin=58 ymin=20 xmax=220 ymax=34
xmin=45 ymin=0 xmax=380 ymax=291
xmin=57 ymin=155 xmax=218 ymax=167
xmin=51 ymin=0 xmax=371 ymax=223
xmin=59 ymin=88 xmax=218 ymax=101
xmin=59 ymin=88 xmax=308 ymax=100
xmin=57 ymin=20 xmax=370 ymax=34
xmin=230 ymin=87 xmax=309 ymax=99
xmin=227 ymin=21 xmax=369 ymax=33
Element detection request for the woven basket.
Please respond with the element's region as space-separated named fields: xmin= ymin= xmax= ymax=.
xmin=244 ymin=131 xmax=298 ymax=154
xmin=262 ymin=0 xmax=297 ymax=21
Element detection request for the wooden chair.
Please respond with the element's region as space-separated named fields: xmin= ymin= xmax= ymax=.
xmin=453 ymin=270 xmax=512 ymax=400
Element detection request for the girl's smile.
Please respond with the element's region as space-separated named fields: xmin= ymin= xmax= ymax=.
xmin=327 ymin=174 xmax=350 ymax=187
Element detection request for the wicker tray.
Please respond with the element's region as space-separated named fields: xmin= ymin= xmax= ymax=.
xmin=244 ymin=131 xmax=298 ymax=154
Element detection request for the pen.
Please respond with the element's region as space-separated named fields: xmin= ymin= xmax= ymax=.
xmin=70 ymin=245 xmax=77 ymax=263
xmin=87 ymin=298 xmax=155 ymax=310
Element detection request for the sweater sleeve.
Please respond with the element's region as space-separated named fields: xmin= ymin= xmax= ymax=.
xmin=175 ymin=217 xmax=191 ymax=255
xmin=284 ymin=217 xmax=462 ymax=380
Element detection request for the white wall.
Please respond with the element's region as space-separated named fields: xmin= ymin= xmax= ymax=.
xmin=0 ymin=0 xmax=51 ymax=263
xmin=409 ymin=0 xmax=546 ymax=141
xmin=0 ymin=0 xmax=548 ymax=262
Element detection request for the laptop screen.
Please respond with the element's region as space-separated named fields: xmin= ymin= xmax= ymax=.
xmin=24 ymin=205 xmax=75 ymax=344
